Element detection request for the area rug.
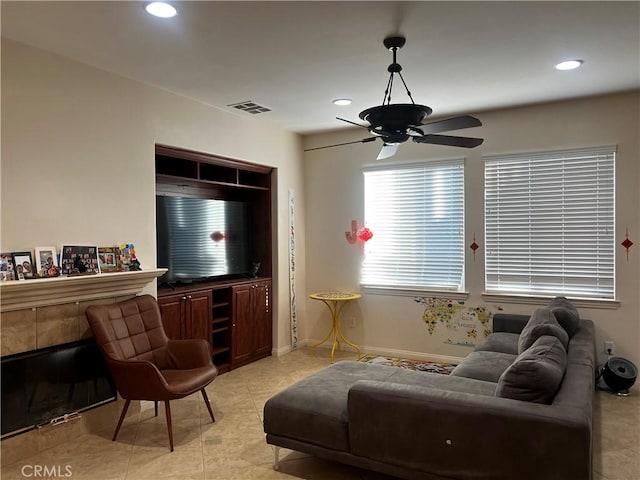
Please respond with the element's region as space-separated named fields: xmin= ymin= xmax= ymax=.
xmin=359 ymin=354 xmax=457 ymax=375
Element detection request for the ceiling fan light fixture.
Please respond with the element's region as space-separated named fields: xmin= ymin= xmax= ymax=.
xmin=145 ymin=2 xmax=178 ymax=18
xmin=555 ymin=59 xmax=584 ymax=71
xmin=333 ymin=98 xmax=352 ymax=106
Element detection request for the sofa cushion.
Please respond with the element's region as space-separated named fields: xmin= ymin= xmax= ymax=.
xmin=496 ymin=335 xmax=567 ymax=404
xmin=450 ymin=350 xmax=517 ymax=383
xmin=518 ymin=308 xmax=569 ymax=354
xmin=263 ymin=361 xmax=497 ymax=451
xmin=474 ymin=332 xmax=519 ymax=355
xmin=549 ymin=296 xmax=580 ymax=338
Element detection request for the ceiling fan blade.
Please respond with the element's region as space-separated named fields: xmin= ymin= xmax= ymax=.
xmin=337 ymin=117 xmax=369 ymax=129
xmin=413 ymin=134 xmax=483 ymax=148
xmin=377 ymin=143 xmax=400 ymax=160
xmin=420 ymin=115 xmax=482 ymax=135
xmin=305 ymin=137 xmax=377 ymax=152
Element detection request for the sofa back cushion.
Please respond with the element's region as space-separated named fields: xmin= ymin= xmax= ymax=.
xmin=496 ymin=335 xmax=567 ymax=404
xmin=518 ymin=307 xmax=569 ymax=354
xmin=548 ymin=296 xmax=580 ymax=338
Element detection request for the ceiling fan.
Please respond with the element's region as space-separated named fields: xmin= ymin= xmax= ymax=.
xmin=305 ymin=36 xmax=484 ymax=160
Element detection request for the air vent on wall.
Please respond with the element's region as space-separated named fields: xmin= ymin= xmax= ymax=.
xmin=227 ymin=101 xmax=271 ymax=114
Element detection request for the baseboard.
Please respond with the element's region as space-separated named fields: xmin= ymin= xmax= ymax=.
xmin=297 ymin=339 xmax=463 ymax=365
xmin=271 ymin=344 xmax=292 ymax=357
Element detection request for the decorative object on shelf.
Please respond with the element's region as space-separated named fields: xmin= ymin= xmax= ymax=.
xmin=11 ymin=251 xmax=35 ymax=280
xmin=0 ymin=253 xmax=15 ymax=281
xmin=621 ymin=228 xmax=633 ymax=261
xmin=345 ymin=220 xmax=374 ymax=244
xmin=60 ymin=245 xmax=100 ymax=275
xmin=118 ymin=244 xmax=141 ymax=271
xmin=470 ymin=233 xmax=480 ymax=261
xmin=34 ymin=246 xmax=60 ymax=277
xmin=98 ymin=246 xmax=121 ymax=273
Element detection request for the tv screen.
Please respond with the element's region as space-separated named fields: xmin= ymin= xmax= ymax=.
xmin=156 ymin=195 xmax=250 ymax=283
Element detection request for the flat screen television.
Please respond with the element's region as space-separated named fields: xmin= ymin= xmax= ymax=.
xmin=156 ymin=195 xmax=251 ymax=284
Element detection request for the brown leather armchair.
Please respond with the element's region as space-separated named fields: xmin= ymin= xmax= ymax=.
xmin=85 ymin=294 xmax=217 ymax=451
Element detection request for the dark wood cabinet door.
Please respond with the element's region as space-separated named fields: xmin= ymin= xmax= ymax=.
xmin=231 ymin=285 xmax=253 ymax=366
xmin=185 ymin=290 xmax=212 ymax=351
xmin=252 ymin=280 xmax=272 ymax=356
xmin=157 ymin=294 xmax=184 ymax=340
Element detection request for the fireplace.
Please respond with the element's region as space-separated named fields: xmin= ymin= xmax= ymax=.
xmin=1 ymin=339 xmax=116 ymax=437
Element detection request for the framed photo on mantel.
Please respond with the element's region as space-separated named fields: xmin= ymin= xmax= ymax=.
xmin=60 ymin=245 xmax=100 ymax=275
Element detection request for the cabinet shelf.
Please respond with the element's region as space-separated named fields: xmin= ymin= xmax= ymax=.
xmin=212 ymin=346 xmax=230 ymax=356
xmin=213 ymin=302 xmax=230 ymax=309
xmin=212 ymin=316 xmax=230 ymax=326
xmin=212 ymin=326 xmax=230 ymax=335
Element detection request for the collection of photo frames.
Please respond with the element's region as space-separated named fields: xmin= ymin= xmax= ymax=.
xmin=0 ymin=244 xmax=139 ymax=281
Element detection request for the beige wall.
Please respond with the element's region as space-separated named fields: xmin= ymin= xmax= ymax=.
xmin=303 ymin=91 xmax=640 ymax=371
xmin=1 ymin=39 xmax=306 ymax=353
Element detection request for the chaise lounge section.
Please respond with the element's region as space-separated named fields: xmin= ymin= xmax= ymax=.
xmin=264 ymin=297 xmax=595 ymax=480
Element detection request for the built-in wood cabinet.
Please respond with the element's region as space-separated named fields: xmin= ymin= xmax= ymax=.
xmin=155 ymin=144 xmax=274 ymax=372
xmin=157 ymin=290 xmax=213 ymax=349
xmin=157 ymin=278 xmax=272 ymax=373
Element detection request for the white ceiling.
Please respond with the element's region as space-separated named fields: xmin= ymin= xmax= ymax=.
xmin=2 ymin=1 xmax=639 ymax=134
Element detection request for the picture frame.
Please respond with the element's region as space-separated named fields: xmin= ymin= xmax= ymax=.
xmin=98 ymin=246 xmax=121 ymax=273
xmin=60 ymin=245 xmax=100 ymax=275
xmin=35 ymin=246 xmax=60 ymax=277
xmin=0 ymin=252 xmax=15 ymax=281
xmin=11 ymin=251 xmax=35 ymax=280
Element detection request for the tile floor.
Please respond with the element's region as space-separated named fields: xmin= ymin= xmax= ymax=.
xmin=2 ymin=348 xmax=639 ymax=480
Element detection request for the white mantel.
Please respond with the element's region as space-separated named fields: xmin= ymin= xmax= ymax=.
xmin=0 ymin=269 xmax=167 ymax=312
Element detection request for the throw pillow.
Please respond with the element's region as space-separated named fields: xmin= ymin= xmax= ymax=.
xmin=496 ymin=335 xmax=567 ymax=404
xmin=548 ymin=296 xmax=580 ymax=338
xmin=518 ymin=308 xmax=569 ymax=354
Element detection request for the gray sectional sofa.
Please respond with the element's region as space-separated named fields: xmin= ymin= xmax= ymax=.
xmin=264 ymin=298 xmax=595 ymax=480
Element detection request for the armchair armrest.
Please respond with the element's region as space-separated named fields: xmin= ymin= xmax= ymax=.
xmin=166 ymin=339 xmax=213 ymax=369
xmin=348 ymin=380 xmax=591 ymax=480
xmin=106 ymin=357 xmax=172 ymax=400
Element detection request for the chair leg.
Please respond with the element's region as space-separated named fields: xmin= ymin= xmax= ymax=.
xmin=154 ymin=401 xmax=158 ymax=417
xmin=164 ymin=400 xmax=174 ymax=452
xmin=201 ymin=388 xmax=215 ymax=423
xmin=112 ymin=399 xmax=131 ymax=442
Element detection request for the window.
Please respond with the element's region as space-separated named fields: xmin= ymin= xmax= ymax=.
xmin=484 ymin=146 xmax=615 ymax=299
xmin=362 ymin=159 xmax=465 ymax=292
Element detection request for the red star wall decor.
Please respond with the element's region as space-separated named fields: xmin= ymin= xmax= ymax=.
xmin=470 ymin=233 xmax=479 ymax=262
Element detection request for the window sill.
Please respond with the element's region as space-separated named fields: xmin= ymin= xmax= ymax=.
xmin=360 ymin=285 xmax=469 ymax=300
xmin=480 ymin=292 xmax=620 ymax=310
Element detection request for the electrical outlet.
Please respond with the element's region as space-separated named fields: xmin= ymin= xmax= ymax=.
xmin=605 ymin=341 xmax=615 ymax=356
xmin=349 ymin=317 xmax=356 ymax=328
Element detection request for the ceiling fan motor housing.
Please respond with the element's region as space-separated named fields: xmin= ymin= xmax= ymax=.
xmin=360 ymin=104 xmax=432 ymax=137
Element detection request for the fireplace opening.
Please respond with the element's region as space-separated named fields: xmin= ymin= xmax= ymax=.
xmin=1 ymin=339 xmax=116 ymax=438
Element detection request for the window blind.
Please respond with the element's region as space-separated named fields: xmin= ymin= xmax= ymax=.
xmin=362 ymin=160 xmax=465 ymax=291
xmin=484 ymin=146 xmax=615 ymax=299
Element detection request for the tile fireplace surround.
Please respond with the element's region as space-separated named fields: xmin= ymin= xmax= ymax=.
xmin=0 ymin=269 xmax=165 ymax=463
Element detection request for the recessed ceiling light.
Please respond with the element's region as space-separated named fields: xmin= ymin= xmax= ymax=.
xmin=145 ymin=2 xmax=177 ymax=18
xmin=333 ymin=99 xmax=352 ymax=106
xmin=555 ymin=60 xmax=584 ymax=71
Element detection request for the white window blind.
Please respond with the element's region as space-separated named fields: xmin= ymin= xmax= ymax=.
xmin=362 ymin=159 xmax=465 ymax=292
xmin=484 ymin=146 xmax=615 ymax=299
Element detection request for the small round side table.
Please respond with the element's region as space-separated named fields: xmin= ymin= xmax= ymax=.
xmin=309 ymin=291 xmax=362 ymax=363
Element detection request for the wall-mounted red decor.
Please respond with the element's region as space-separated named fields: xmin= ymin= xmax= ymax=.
xmin=469 ymin=233 xmax=479 ymax=261
xmin=345 ymin=220 xmax=373 ymax=244
xmin=621 ymin=228 xmax=634 ymax=261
